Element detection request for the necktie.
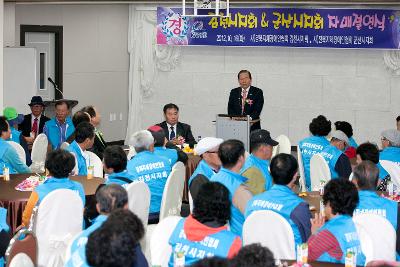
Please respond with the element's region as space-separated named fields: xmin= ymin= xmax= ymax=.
xmin=170 ymin=126 xmax=176 ymax=140
xmin=241 ymin=89 xmax=248 ymax=114
xmin=32 ymin=118 xmax=38 ymax=135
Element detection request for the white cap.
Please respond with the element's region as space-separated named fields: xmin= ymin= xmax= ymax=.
xmin=331 ymin=130 xmax=349 ymax=145
xmin=194 ymin=137 xmax=224 ymax=156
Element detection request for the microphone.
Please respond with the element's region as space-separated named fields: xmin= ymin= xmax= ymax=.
xmin=48 ymin=77 xmax=64 ymax=100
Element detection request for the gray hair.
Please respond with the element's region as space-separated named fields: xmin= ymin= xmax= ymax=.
xmin=130 ymin=130 xmax=154 ymax=152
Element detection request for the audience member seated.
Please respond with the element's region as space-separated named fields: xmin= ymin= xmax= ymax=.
xmin=335 ymin=121 xmax=357 ymax=161
xmin=245 ymin=153 xmax=312 ymax=246
xmin=43 ymin=100 xmax=75 ymax=149
xmin=66 ymin=122 xmax=95 ymax=176
xmin=22 ymin=149 xmax=85 ymax=227
xmin=86 ymin=209 xmax=147 ymax=267
xmin=104 ymin=145 xmax=134 ymax=187
xmin=189 ymin=137 xmax=223 ymax=201
xmin=19 ymin=96 xmax=50 ymax=144
xmin=0 ymin=116 xmax=30 ymax=174
xmin=319 ymin=130 xmax=352 ymax=179
xmin=127 ymin=130 xmax=171 ymax=221
xmin=148 ymin=125 xmax=188 ymax=165
xmin=66 ymin=111 xmax=91 ymax=144
xmin=378 ymin=129 xmax=400 ymax=180
xmin=0 ymin=208 xmax=10 ymax=267
xmin=298 ymin=115 xmax=331 ymax=190
xmin=210 ymin=139 xmax=252 ymax=236
xmin=168 ymin=182 xmax=241 ymax=266
xmin=231 ymin=244 xmax=275 ymax=267
xmin=157 ymin=103 xmax=196 ymax=146
xmin=308 ymin=179 xmax=365 ymax=265
xmin=81 ymin=106 xmax=107 ymax=160
xmin=241 ymin=129 xmax=278 ymax=195
xmin=65 ymin=184 xmax=128 ymax=267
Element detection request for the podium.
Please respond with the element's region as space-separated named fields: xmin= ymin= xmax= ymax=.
xmin=43 ymin=99 xmax=79 ymax=118
xmin=216 ymin=114 xmax=252 ymax=151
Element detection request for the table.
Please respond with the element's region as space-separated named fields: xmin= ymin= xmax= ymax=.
xmin=0 ymin=174 xmax=103 ymax=233
xmin=184 ymin=154 xmax=201 ymax=202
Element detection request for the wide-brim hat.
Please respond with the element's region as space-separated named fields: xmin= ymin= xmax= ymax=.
xmin=28 ymin=96 xmax=45 ymax=107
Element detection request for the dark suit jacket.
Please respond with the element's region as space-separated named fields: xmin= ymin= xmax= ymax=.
xmin=18 ymin=114 xmax=50 ymax=137
xmin=157 ymin=121 xmax=197 ymax=146
xmin=88 ymin=132 xmax=107 ymax=160
xmin=227 ymin=85 xmax=264 ymax=131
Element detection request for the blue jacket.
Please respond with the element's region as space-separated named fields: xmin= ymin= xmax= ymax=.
xmin=378 ymin=146 xmax=400 ymax=179
xmin=188 ymin=160 xmax=215 ymax=186
xmin=316 ymin=215 xmax=365 ymax=266
xmin=44 ymin=117 xmax=74 ymax=149
xmin=105 ymin=170 xmax=135 ymax=188
xmin=127 ymin=151 xmax=171 ymax=213
xmin=65 ymin=215 xmax=108 ymax=267
xmin=241 ymin=154 xmax=272 ymax=191
xmin=0 ymin=208 xmax=9 ymax=267
xmin=35 ymin=177 xmax=85 ymax=206
xmin=210 ymin=168 xmax=247 ymax=236
xmin=298 ymin=136 xmax=330 ymax=190
xmin=7 ymin=127 xmax=21 ymax=144
xmin=67 ymin=141 xmax=88 ymax=175
xmin=319 ymin=145 xmax=343 ymax=179
xmin=154 ymin=146 xmax=178 ymax=166
xmin=354 ymin=190 xmax=398 ymax=230
xmin=0 ymin=139 xmax=30 ymax=174
xmin=245 ymin=185 xmax=305 ymax=246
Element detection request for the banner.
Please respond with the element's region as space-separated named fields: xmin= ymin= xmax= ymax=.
xmin=157 ymin=7 xmax=400 ymax=49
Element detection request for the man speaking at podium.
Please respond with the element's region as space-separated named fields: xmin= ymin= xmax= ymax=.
xmin=228 ymin=70 xmax=264 ymax=131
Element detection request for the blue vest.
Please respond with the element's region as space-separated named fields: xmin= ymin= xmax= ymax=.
xmin=188 ymin=160 xmax=215 ymax=186
xmin=67 ymin=141 xmax=88 ymax=175
xmin=0 ymin=208 xmax=9 ymax=267
xmin=317 ymin=215 xmax=365 ymax=266
xmin=379 ymin=146 xmax=400 ymax=179
xmin=298 ymin=136 xmax=330 ymax=190
xmin=245 ymin=185 xmax=304 ymax=245
xmin=106 ymin=170 xmax=135 ymax=188
xmin=348 ymin=137 xmax=358 ymax=148
xmin=241 ymin=154 xmax=272 ymax=191
xmin=168 ymin=218 xmax=237 ymax=267
xmin=6 ymin=127 xmax=21 ymax=144
xmin=154 ymin=146 xmax=178 ymax=166
xmin=319 ymin=145 xmax=343 ymax=179
xmin=210 ymin=168 xmax=246 ymax=236
xmin=35 ymin=177 xmax=85 ymax=206
xmin=354 ymin=190 xmax=398 ymax=230
xmin=65 ymin=215 xmax=108 ymax=267
xmin=45 ymin=117 xmax=75 ymax=149
xmin=0 ymin=139 xmax=16 ymax=174
xmin=127 ymin=151 xmax=171 ymax=213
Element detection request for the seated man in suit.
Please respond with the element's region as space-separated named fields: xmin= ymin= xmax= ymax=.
xmin=19 ymin=96 xmax=50 ymax=144
xmin=157 ymin=103 xmax=196 ymax=146
xmin=245 ymin=153 xmax=312 ymax=247
xmin=104 ymin=145 xmax=135 ymax=187
xmin=43 ymin=100 xmax=75 ymax=149
xmin=0 ymin=116 xmax=30 ymax=174
xmin=81 ymin=106 xmax=107 ymax=160
xmin=126 ymin=130 xmax=171 ymax=222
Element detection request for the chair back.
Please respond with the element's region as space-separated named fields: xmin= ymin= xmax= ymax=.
xmin=33 ymin=189 xmax=84 ymax=267
xmin=8 ymin=253 xmax=34 ymax=267
xmin=353 ymin=214 xmax=396 ymax=262
xmin=159 ymin=162 xmax=185 ymax=220
xmin=60 ymin=142 xmax=69 ymax=150
xmin=380 ymin=160 xmax=400 ymax=187
xmin=188 ymin=191 xmax=194 ymax=213
xmin=30 ymin=134 xmax=48 ymax=173
xmin=126 ymin=181 xmax=151 ymax=230
xmin=296 ymin=145 xmax=306 ymax=192
xmin=310 ymin=154 xmax=331 ymax=190
xmin=243 ymin=210 xmax=296 ymax=260
xmin=8 ymin=141 xmax=26 ymax=164
xmin=5 ymin=229 xmax=37 ymax=267
xmin=150 ymin=216 xmax=181 ymax=267
xmin=85 ymin=151 xmax=103 ymax=178
xmin=272 ymin=135 xmax=291 ymax=157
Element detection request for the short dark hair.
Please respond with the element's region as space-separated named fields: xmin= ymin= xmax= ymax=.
xmin=356 ymin=142 xmax=379 ymax=164
xmin=270 ymin=153 xmax=298 ymax=185
xmin=309 ymin=115 xmax=331 ymax=136
xmin=81 ymin=106 xmax=96 ymax=118
xmin=75 ymin=121 xmax=95 ymax=143
xmin=193 ymin=182 xmax=230 ymax=226
xmin=0 ymin=116 xmax=9 ymax=136
xmin=218 ymin=139 xmax=245 ymax=169
xmin=322 ymin=179 xmax=359 ymax=216
xmin=397 ymin=116 xmax=400 ymax=122
xmin=96 ymin=184 xmax=128 ymax=214
xmin=232 ymin=244 xmax=275 ymax=267
xmin=237 ymin=70 xmax=252 ymax=80
xmin=149 ymin=130 xmax=166 ymax=147
xmin=353 ymin=161 xmax=379 ymax=190
xmin=191 ymin=257 xmax=229 ymax=267
xmin=55 ymin=100 xmax=70 ymax=109
xmin=103 ymin=145 xmax=127 ymax=173
xmin=250 ymin=142 xmax=266 ymax=153
xmin=72 ymin=111 xmax=90 ymax=127
xmin=163 ymin=103 xmax=179 ymax=114
xmin=45 ymin=149 xmax=75 ymax=178
xmin=334 ymin=121 xmax=353 ymax=138
xmin=86 ymin=209 xmax=145 ymax=267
